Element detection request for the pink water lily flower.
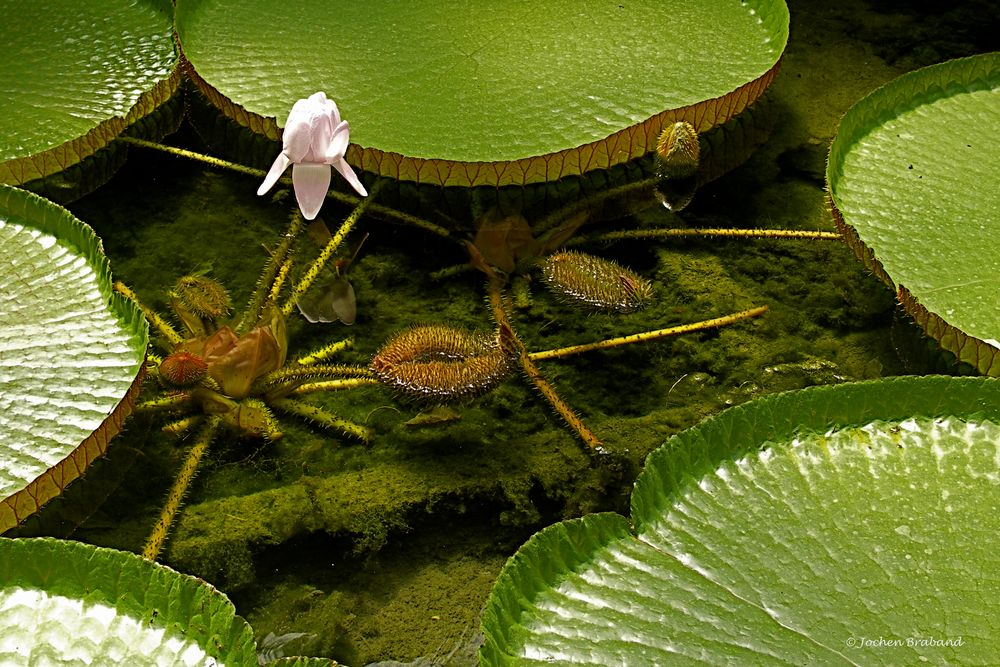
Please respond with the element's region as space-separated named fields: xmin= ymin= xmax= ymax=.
xmin=257 ymin=91 xmax=368 ymax=219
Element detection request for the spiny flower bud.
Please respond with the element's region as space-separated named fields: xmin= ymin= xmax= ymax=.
xmin=655 ymin=121 xmax=700 ymax=180
xmin=159 ymin=350 xmax=208 ymax=386
xmin=171 ymin=275 xmax=231 ymax=320
xmin=371 ymin=325 xmax=512 ymax=403
xmin=541 ymin=251 xmax=653 ymax=313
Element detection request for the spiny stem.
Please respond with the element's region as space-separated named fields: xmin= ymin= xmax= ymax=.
xmin=289 ymin=378 xmax=379 ymax=395
xmin=135 ymin=392 xmax=194 ymax=413
xmin=528 ymin=306 xmax=770 ymax=361
xmin=269 ymin=397 xmax=373 ymax=442
xmin=114 ymin=281 xmax=183 ymax=347
xmin=258 ymin=363 xmax=375 ymax=392
xmin=486 ymin=276 xmax=602 ymax=450
xmin=296 ymin=338 xmax=354 ymax=365
xmin=142 ymin=415 xmax=220 ymax=561
xmin=582 ymin=228 xmax=842 ymax=244
xmin=282 ymin=183 xmax=382 ymax=317
xmin=521 ymin=350 xmax=602 ymax=449
xmin=269 ymin=258 xmax=293 ymax=303
xmin=120 ymin=136 xmax=450 ymax=237
xmin=238 ymin=210 xmax=304 ymax=335
xmin=118 ymin=136 xmax=264 ymax=179
xmin=162 ymin=415 xmax=203 ymax=437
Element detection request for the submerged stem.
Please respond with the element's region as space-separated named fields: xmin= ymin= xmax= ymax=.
xmin=238 ymin=211 xmax=304 ymax=335
xmin=485 ymin=275 xmax=603 ymax=450
xmin=269 ymin=397 xmax=373 ymax=442
xmin=529 ymin=306 xmax=769 ymax=361
xmin=282 ymin=183 xmax=382 ymax=317
xmin=583 ymin=228 xmax=842 ymax=244
xmin=118 ymin=136 xmax=264 ymax=179
xmin=534 ymin=177 xmax=659 ymax=235
xmin=114 ymin=281 xmax=183 ymax=348
xmin=119 ymin=137 xmax=450 ymax=236
xmin=141 ymin=415 xmax=220 ymax=561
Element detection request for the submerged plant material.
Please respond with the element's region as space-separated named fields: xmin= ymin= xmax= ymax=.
xmin=540 ymin=250 xmax=654 ymax=312
xmin=118 ymin=202 xmax=380 ymax=561
xmin=158 ymin=349 xmax=208 ymax=386
xmin=371 ymin=325 xmax=515 ymax=403
xmin=295 ymin=221 xmax=365 ymax=325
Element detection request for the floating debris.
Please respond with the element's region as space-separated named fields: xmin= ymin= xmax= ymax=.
xmin=404 ymin=405 xmax=463 ymax=427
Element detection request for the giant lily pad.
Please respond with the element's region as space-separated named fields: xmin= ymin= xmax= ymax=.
xmin=827 ymin=53 xmax=1000 ymax=375
xmin=176 ymin=0 xmax=788 ymax=186
xmin=481 ymin=376 xmax=1000 ymax=664
xmin=0 ymin=185 xmax=147 ymax=533
xmin=0 ymin=537 xmax=259 ymax=665
xmin=0 ymin=0 xmax=180 ymax=193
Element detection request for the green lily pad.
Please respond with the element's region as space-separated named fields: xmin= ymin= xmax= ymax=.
xmin=481 ymin=376 xmax=1000 ymax=665
xmin=0 ymin=0 xmax=180 ymax=189
xmin=0 ymin=185 xmax=147 ymax=533
xmin=176 ymin=0 xmax=788 ymax=186
xmin=827 ymin=53 xmax=1000 ymax=375
xmin=0 ymin=537 xmax=258 ymax=665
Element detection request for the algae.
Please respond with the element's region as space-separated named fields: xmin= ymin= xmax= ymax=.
xmin=23 ymin=0 xmax=992 ymax=664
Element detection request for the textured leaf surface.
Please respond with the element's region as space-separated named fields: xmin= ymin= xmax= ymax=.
xmin=176 ymin=0 xmax=788 ymax=186
xmin=0 ymin=537 xmax=257 ymax=665
xmin=827 ymin=53 xmax=1000 ymax=375
xmin=0 ymin=185 xmax=147 ymax=532
xmin=482 ymin=377 xmax=1000 ymax=665
xmin=0 ymin=0 xmax=179 ymax=184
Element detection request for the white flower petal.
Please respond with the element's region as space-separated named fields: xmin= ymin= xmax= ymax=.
xmin=284 ymin=116 xmax=315 ymax=162
xmin=285 ymin=97 xmax=313 ymax=126
xmin=334 ymin=157 xmax=368 ymax=197
xmin=312 ymin=91 xmax=342 ymax=125
xmin=309 ymin=112 xmax=336 ymax=163
xmin=325 ymin=121 xmax=350 ymax=162
xmin=292 ymin=163 xmax=333 ymax=219
xmin=257 ymin=153 xmax=291 ymax=196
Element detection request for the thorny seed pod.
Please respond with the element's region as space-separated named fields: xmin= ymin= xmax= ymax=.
xmin=158 ymin=350 xmax=208 ymax=386
xmin=541 ymin=251 xmax=653 ymax=313
xmin=172 ymin=275 xmax=232 ymax=320
xmin=371 ymin=325 xmax=513 ymax=403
